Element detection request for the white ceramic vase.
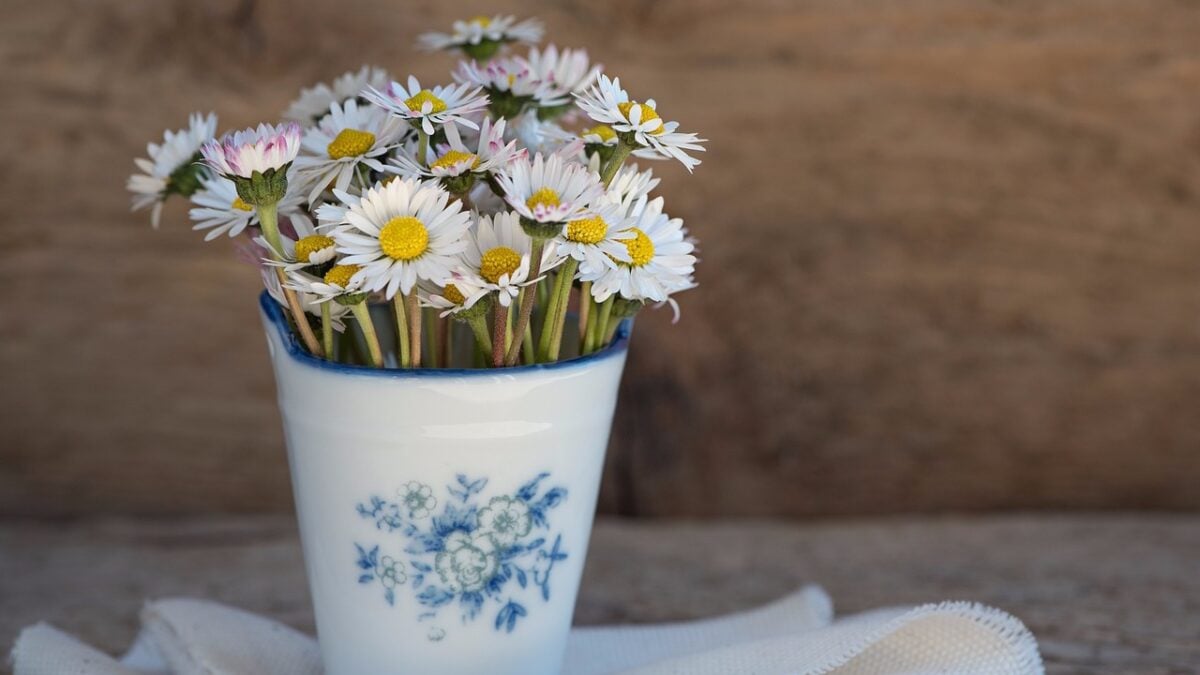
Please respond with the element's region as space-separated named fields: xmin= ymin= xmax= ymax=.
xmin=259 ymin=294 xmax=630 ymax=675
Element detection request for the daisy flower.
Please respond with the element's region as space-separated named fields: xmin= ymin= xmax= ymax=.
xmin=200 ymin=123 xmax=303 ymax=223
xmin=508 ymin=112 xmax=572 ymax=156
xmin=127 ymin=112 xmax=217 ymax=227
xmin=555 ymin=199 xmax=636 ymax=278
xmin=388 ymin=118 xmax=524 ymax=189
xmin=284 ymin=263 xmax=369 ymax=305
xmin=588 ymin=196 xmax=696 ymax=305
xmin=539 ymin=122 xmax=662 ymax=168
xmin=497 ymin=148 xmax=604 ymax=228
xmin=362 ymin=76 xmax=489 ymax=136
xmin=524 ymin=45 xmax=601 ymax=110
xmin=575 ymin=75 xmax=706 ymax=172
xmin=602 ymin=163 xmax=661 ymax=208
xmin=283 ymin=65 xmax=391 ymax=123
xmin=291 ymin=99 xmax=407 ymax=204
xmin=255 ymin=212 xmax=337 ymax=270
xmin=188 ymin=173 xmax=306 ymax=241
xmin=328 ymin=177 xmax=473 ymax=299
xmin=419 ymin=15 xmax=543 ymax=60
xmin=421 ymin=274 xmax=491 ymax=318
xmin=455 ymin=57 xmax=564 ymax=117
xmin=263 ymin=265 xmax=350 ymax=331
xmin=459 ymin=210 xmax=560 ymax=308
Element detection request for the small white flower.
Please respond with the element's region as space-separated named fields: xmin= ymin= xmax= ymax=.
xmin=127 ymin=112 xmax=217 ymax=228
xmin=420 ymin=273 xmax=491 ymax=318
xmin=292 ymin=99 xmax=407 ymax=204
xmin=575 ymin=75 xmax=706 ymax=172
xmin=362 ymin=75 xmax=489 ymax=136
xmin=455 ymin=56 xmax=565 ymax=110
xmin=283 ymin=65 xmax=391 ymax=123
xmin=328 ymin=178 xmax=473 ymax=299
xmin=262 ymin=264 xmax=350 ymax=331
xmin=459 ymin=211 xmax=560 ymax=308
xmin=255 ymin=212 xmax=338 ymax=270
xmin=588 ymin=196 xmax=696 ymax=306
xmin=524 ymin=45 xmax=601 ymax=104
xmin=201 ymin=122 xmax=303 ymax=178
xmin=556 ymin=200 xmax=636 ymax=278
xmin=389 ymin=117 xmax=524 ymax=181
xmin=188 ymin=174 xmax=306 ymax=241
xmin=508 ymin=112 xmax=572 ymax=156
xmin=498 ymin=148 xmax=604 ymax=224
xmin=284 ymin=263 xmax=368 ymax=304
xmin=419 ymin=15 xmax=543 ymax=55
xmin=602 ymin=163 xmax=661 ymax=209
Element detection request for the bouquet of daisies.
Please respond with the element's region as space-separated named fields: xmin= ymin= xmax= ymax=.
xmin=127 ymin=15 xmax=704 ymax=369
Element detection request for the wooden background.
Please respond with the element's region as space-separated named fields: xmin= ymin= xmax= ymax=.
xmin=3 ymin=0 xmax=1200 ymax=518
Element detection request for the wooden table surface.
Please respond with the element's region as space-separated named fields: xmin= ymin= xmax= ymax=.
xmin=1 ymin=514 xmax=1197 ymax=674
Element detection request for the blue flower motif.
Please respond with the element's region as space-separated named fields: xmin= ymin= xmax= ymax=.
xmin=354 ymin=471 xmax=569 ymax=640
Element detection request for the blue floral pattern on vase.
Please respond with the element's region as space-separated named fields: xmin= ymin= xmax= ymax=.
xmin=354 ymin=472 xmax=569 ymax=639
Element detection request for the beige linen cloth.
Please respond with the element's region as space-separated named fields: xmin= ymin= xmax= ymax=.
xmin=10 ymin=586 xmax=1043 ymax=674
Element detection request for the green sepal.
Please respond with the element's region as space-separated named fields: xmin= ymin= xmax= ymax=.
xmin=164 ymin=152 xmax=206 ymax=199
xmin=441 ymin=172 xmax=477 ymax=197
xmin=519 ymin=216 xmax=564 ymax=241
xmin=232 ymin=162 xmax=291 ymax=207
xmin=460 ymin=40 xmax=502 ymax=61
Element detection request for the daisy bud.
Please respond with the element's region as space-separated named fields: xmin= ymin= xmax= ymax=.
xmin=201 ymin=122 xmax=302 ymax=206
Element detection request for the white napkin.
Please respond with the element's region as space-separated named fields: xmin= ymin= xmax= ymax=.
xmin=9 ymin=587 xmax=1043 ymax=675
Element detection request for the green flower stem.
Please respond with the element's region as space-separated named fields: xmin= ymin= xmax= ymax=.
xmin=258 ymin=201 xmax=324 ymax=358
xmin=604 ymin=315 xmax=620 ymax=345
xmin=492 ymin=301 xmax=508 ymax=367
xmin=504 ymin=239 xmax=545 ymax=365
xmin=467 ymin=314 xmax=492 ymax=355
xmin=320 ymin=302 xmax=334 ymax=359
xmin=536 ymin=269 xmax=564 ymax=361
xmin=521 ymin=317 xmax=535 ymax=364
xmin=416 ymin=130 xmax=429 ymax=166
xmin=394 ymin=294 xmax=410 ymax=368
xmin=257 ymin=201 xmax=283 ymax=258
xmin=599 ymin=141 xmax=634 ymax=188
xmin=541 ymin=257 xmax=579 ymax=362
xmin=577 ymin=281 xmax=592 ymax=352
xmin=407 ymin=291 xmax=422 ymax=368
xmin=349 ymin=301 xmax=383 ymax=368
xmin=587 ymin=296 xmax=615 ymax=355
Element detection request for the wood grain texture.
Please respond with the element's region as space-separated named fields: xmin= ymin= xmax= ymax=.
xmin=3 ymin=0 xmax=1200 ymax=516
xmin=1 ymin=514 xmax=1198 ymax=674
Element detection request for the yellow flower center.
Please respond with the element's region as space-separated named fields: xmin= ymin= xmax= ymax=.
xmin=326 ymin=128 xmax=376 ymax=159
xmin=479 ymin=246 xmax=522 ymax=284
xmin=621 ymin=228 xmax=655 ymax=266
xmin=585 ymin=125 xmax=617 ymax=143
xmin=525 ymin=187 xmax=560 ymax=212
xmin=617 ymin=101 xmax=664 ymax=135
xmin=231 ymin=197 xmax=254 ymax=212
xmin=405 ymin=89 xmax=448 ymax=114
xmin=379 ymin=215 xmax=429 ymax=261
xmin=432 ymin=150 xmax=480 ymax=172
xmin=442 ymin=283 xmax=466 ymax=305
xmin=566 ymin=215 xmax=607 ymax=245
xmin=294 ymin=235 xmax=335 ymax=263
xmin=470 ymin=15 xmax=492 ymax=27
xmin=324 ymin=264 xmax=361 ymax=288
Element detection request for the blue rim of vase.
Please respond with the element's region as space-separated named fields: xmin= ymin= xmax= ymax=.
xmin=259 ymin=291 xmax=632 ymax=377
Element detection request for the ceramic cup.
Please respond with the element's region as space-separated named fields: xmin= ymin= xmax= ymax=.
xmin=259 ymin=293 xmax=630 ymax=675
